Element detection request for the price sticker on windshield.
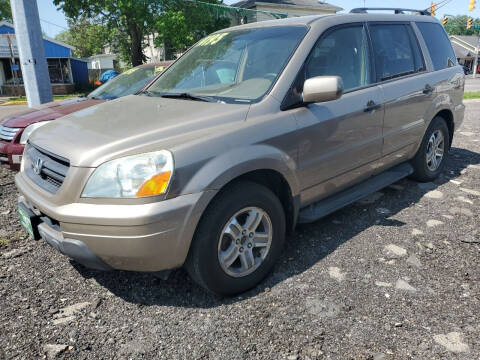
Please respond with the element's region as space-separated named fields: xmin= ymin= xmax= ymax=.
xmin=154 ymin=66 xmax=165 ymax=74
xmin=123 ymin=68 xmax=138 ymax=75
xmin=197 ymin=33 xmax=228 ymax=47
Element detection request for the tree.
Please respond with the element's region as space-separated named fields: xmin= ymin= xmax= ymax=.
xmin=154 ymin=0 xmax=230 ymax=59
xmin=53 ymin=0 xmax=162 ymax=66
xmin=54 ymin=0 xmax=231 ymax=65
xmin=55 ymin=16 xmax=112 ymax=58
xmin=444 ymin=15 xmax=480 ymax=36
xmin=0 ymin=0 xmax=12 ymax=22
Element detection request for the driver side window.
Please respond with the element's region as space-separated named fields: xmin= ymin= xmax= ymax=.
xmin=305 ymin=25 xmax=371 ymax=91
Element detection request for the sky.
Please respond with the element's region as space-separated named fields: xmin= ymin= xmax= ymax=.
xmin=37 ymin=0 xmax=480 ymax=38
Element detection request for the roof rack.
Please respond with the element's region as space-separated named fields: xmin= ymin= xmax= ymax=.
xmin=350 ymin=8 xmax=431 ymax=16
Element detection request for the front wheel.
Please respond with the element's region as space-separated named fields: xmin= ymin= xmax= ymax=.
xmin=410 ymin=116 xmax=450 ymax=182
xmin=185 ymin=181 xmax=286 ymax=296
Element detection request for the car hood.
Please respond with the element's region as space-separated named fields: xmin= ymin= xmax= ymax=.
xmin=29 ymin=95 xmax=250 ymax=167
xmin=1 ymin=98 xmax=104 ymax=128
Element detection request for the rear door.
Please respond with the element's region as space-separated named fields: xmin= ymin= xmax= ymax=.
xmin=292 ymin=23 xmax=384 ymax=202
xmin=368 ymin=22 xmax=431 ymax=160
xmin=415 ymin=22 xmax=464 ymax=117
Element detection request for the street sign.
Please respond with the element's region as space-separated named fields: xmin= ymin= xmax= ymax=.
xmin=11 ymin=64 xmax=19 ymax=71
xmin=474 ymin=25 xmax=480 ymax=30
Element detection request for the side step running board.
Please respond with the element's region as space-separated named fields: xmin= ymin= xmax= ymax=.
xmin=298 ymin=163 xmax=414 ymax=224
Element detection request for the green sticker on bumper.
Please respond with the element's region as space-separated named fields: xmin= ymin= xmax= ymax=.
xmin=18 ymin=205 xmax=34 ymax=238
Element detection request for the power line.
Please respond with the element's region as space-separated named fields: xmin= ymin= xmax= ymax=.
xmin=424 ymin=0 xmax=454 ymax=13
xmin=39 ymin=18 xmax=68 ymax=30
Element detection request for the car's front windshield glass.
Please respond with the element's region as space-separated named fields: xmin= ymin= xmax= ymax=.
xmin=88 ymin=66 xmax=162 ymax=100
xmin=147 ymin=26 xmax=308 ymax=103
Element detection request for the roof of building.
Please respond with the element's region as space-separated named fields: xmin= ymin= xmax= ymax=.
xmin=0 ymin=21 xmax=75 ymax=50
xmin=450 ymin=35 xmax=480 ymax=57
xmin=451 ymin=42 xmax=474 ymax=58
xmin=230 ymin=0 xmax=342 ymax=12
xmin=450 ymin=35 xmax=478 ymax=48
xmin=88 ymin=53 xmax=117 ymax=59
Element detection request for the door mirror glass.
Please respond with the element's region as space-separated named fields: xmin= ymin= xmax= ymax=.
xmin=302 ymin=76 xmax=343 ymax=103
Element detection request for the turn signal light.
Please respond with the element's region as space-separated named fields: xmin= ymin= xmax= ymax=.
xmin=136 ymin=171 xmax=172 ymax=197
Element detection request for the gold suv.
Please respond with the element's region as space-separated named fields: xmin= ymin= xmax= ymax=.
xmin=16 ymin=10 xmax=465 ymax=295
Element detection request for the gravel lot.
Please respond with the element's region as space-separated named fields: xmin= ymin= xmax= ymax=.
xmin=1 ymin=102 xmax=479 ymax=360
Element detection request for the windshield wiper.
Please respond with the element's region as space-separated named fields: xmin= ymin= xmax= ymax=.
xmin=159 ymin=92 xmax=216 ymax=102
xmin=139 ymin=90 xmax=154 ymax=97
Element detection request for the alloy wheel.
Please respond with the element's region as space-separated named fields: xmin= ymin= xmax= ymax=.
xmin=426 ymin=129 xmax=445 ymax=172
xmin=217 ymin=207 xmax=273 ymax=278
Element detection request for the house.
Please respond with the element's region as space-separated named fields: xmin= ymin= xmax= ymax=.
xmin=86 ymin=53 xmax=117 ymax=71
xmin=450 ymin=35 xmax=480 ymax=71
xmin=230 ymin=0 xmax=342 ymax=19
xmin=0 ymin=21 xmax=89 ymax=95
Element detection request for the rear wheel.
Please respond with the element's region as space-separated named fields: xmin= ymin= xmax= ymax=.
xmin=410 ymin=116 xmax=450 ymax=182
xmin=185 ymin=181 xmax=286 ymax=296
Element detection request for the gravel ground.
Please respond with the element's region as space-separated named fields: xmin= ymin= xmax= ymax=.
xmin=1 ymin=102 xmax=479 ymax=360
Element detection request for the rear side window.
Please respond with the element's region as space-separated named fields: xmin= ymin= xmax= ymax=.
xmin=369 ymin=24 xmax=425 ymax=81
xmin=416 ymin=22 xmax=457 ymax=71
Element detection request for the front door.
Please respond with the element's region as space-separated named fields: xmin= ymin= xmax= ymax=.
xmin=292 ymin=24 xmax=384 ymax=203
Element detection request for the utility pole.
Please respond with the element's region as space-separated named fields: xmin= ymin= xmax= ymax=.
xmin=468 ymin=0 xmax=477 ymax=77
xmin=473 ymin=31 xmax=479 ymax=78
xmin=10 ymin=0 xmax=52 ymax=107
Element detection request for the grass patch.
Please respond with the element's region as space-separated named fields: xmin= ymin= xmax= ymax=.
xmin=0 ymin=237 xmax=10 ymax=247
xmin=1 ymin=94 xmax=83 ymax=106
xmin=463 ymin=91 xmax=480 ymax=99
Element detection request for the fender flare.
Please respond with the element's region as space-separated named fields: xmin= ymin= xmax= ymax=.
xmin=181 ymin=144 xmax=300 ymax=197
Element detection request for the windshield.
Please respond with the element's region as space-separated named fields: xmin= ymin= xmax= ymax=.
xmin=88 ymin=66 xmax=163 ymax=100
xmin=147 ymin=26 xmax=307 ymax=103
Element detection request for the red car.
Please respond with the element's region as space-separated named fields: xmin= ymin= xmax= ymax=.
xmin=0 ymin=62 xmax=170 ymax=170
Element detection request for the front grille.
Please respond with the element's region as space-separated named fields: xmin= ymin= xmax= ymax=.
xmin=24 ymin=143 xmax=70 ymax=194
xmin=0 ymin=125 xmax=20 ymax=141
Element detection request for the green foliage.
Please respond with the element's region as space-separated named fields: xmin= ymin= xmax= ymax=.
xmin=154 ymin=0 xmax=231 ymax=59
xmin=444 ymin=15 xmax=480 ymax=36
xmin=53 ymin=0 xmax=163 ymax=66
xmin=0 ymin=0 xmax=12 ymax=22
xmin=55 ymin=16 xmax=112 ymax=58
xmin=463 ymin=91 xmax=480 ymax=99
xmin=0 ymin=237 xmax=9 ymax=247
xmin=54 ymin=0 xmax=232 ymax=64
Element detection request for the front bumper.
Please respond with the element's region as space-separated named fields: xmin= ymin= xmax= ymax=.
xmin=36 ymin=218 xmax=112 ymax=271
xmin=0 ymin=139 xmax=24 ymax=171
xmin=16 ymin=173 xmax=217 ymax=271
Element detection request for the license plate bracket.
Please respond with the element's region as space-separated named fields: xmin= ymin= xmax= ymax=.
xmin=17 ymin=202 xmax=41 ymax=240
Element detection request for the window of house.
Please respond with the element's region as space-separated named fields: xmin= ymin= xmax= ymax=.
xmin=47 ymin=59 xmax=71 ymax=84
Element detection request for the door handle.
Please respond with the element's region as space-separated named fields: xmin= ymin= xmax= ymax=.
xmin=423 ymin=84 xmax=434 ymax=95
xmin=364 ymin=100 xmax=381 ymax=112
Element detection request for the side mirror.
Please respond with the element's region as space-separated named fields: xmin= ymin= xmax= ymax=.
xmin=302 ymin=76 xmax=343 ymax=104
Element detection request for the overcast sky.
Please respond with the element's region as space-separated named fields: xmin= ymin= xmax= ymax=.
xmin=38 ymin=0 xmax=478 ymax=38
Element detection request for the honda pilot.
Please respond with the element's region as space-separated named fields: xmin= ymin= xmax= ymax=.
xmin=15 ymin=9 xmax=464 ymax=295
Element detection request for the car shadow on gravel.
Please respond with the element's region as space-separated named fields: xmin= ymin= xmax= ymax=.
xmin=73 ymin=147 xmax=480 ymax=307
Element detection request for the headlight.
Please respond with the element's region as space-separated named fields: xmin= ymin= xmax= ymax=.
xmin=20 ymin=122 xmax=50 ymax=144
xmin=82 ymin=150 xmax=174 ymax=198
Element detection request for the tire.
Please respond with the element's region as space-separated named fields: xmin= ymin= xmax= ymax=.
xmin=410 ymin=116 xmax=450 ymax=182
xmin=185 ymin=181 xmax=286 ymax=296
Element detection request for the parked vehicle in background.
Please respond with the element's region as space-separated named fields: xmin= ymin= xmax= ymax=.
xmin=15 ymin=10 xmax=464 ymax=295
xmin=0 ymin=62 xmax=171 ymax=170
